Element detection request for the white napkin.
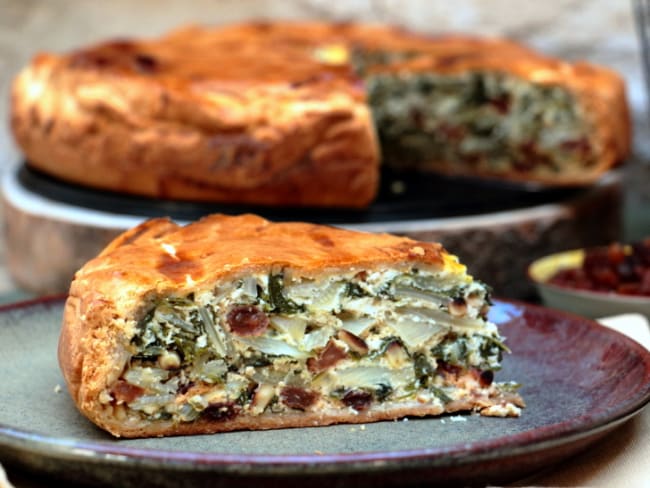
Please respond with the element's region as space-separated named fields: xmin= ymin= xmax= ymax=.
xmin=0 ymin=463 xmax=14 ymax=488
xmin=598 ymin=313 xmax=650 ymax=351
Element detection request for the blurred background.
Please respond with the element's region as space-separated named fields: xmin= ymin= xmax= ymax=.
xmin=0 ymin=0 xmax=648 ymax=300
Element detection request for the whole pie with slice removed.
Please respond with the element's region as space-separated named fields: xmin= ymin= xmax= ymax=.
xmin=11 ymin=22 xmax=630 ymax=207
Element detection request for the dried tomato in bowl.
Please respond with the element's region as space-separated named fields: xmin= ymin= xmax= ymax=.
xmin=548 ymin=239 xmax=650 ymax=296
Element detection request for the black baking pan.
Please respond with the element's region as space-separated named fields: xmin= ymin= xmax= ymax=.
xmin=18 ymin=163 xmax=583 ymax=224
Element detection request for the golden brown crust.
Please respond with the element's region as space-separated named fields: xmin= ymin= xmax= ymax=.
xmin=64 ymin=213 xmax=455 ymax=320
xmin=12 ymin=21 xmax=630 ymax=204
xmin=11 ymin=22 xmax=379 ymax=207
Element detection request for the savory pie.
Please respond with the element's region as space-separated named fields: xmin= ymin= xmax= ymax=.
xmin=58 ymin=213 xmax=524 ymax=438
xmin=11 ymin=22 xmax=629 ymax=207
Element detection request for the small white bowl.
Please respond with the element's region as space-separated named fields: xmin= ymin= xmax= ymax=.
xmin=528 ymin=248 xmax=650 ymax=319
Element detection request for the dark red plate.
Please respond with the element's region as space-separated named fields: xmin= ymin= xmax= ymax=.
xmin=0 ymin=297 xmax=649 ymax=487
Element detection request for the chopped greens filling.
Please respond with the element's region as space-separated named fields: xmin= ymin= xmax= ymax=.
xmin=113 ymin=268 xmax=517 ymax=423
xmin=365 ymin=69 xmax=594 ymax=176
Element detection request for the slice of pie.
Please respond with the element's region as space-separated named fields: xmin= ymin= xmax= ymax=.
xmin=59 ymin=213 xmax=524 ymax=438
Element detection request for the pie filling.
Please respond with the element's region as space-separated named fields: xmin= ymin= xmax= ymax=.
xmin=103 ymin=267 xmax=523 ymax=424
xmin=364 ymin=66 xmax=594 ymax=177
